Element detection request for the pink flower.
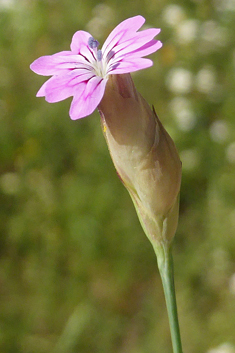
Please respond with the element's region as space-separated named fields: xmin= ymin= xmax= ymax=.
xmin=30 ymin=15 xmax=162 ymax=120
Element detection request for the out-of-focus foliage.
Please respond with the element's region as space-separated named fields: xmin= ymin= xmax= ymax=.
xmin=0 ymin=0 xmax=235 ymax=352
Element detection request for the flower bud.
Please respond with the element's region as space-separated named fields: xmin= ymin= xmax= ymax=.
xmin=98 ymin=74 xmax=182 ymax=244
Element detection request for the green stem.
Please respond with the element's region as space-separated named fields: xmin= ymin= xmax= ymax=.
xmin=153 ymin=241 xmax=183 ymax=353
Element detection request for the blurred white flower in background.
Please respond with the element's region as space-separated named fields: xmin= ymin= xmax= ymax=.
xmin=170 ymin=97 xmax=197 ymax=131
xmin=225 ymin=0 xmax=235 ymax=11
xmin=166 ymin=68 xmax=193 ymax=94
xmin=176 ymin=19 xmax=199 ymax=44
xmin=214 ymin=0 xmax=235 ymax=12
xmin=209 ymin=120 xmax=230 ymax=143
xmin=86 ymin=4 xmax=114 ymax=38
xmin=226 ymin=142 xmax=235 ymax=163
xmin=0 ymin=0 xmax=15 ymax=10
xmin=200 ymin=21 xmax=228 ymax=51
xmin=207 ymin=343 xmax=235 ymax=353
xmin=196 ymin=66 xmax=216 ymax=94
xmin=162 ymin=5 xmax=199 ymax=44
xmin=0 ymin=172 xmax=20 ymax=195
xmin=161 ymin=4 xmax=185 ymax=26
xmin=92 ymin=3 xmax=114 ymax=18
xmin=195 ymin=66 xmax=223 ymax=101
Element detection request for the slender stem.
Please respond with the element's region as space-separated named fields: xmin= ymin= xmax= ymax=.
xmin=153 ymin=241 xmax=183 ymax=353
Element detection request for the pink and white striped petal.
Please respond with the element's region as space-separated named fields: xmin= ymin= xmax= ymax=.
xmin=102 ymin=16 xmax=146 ymax=57
xmin=108 ymin=57 xmax=153 ymax=75
xmin=70 ymin=30 xmax=92 ymax=54
xmin=110 ymin=29 xmax=161 ymax=59
xmin=30 ymin=52 xmax=85 ymax=76
xmin=42 ymin=71 xmax=95 ymax=103
xmin=69 ymin=77 xmax=107 ymax=120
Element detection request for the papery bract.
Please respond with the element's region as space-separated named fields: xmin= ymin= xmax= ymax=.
xmin=30 ymin=16 xmax=162 ymax=120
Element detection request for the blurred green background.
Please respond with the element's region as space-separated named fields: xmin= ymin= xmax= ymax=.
xmin=1 ymin=0 xmax=235 ymax=352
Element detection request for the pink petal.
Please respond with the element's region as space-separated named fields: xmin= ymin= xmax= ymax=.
xmin=102 ymin=15 xmax=146 ymax=57
xmin=30 ymin=51 xmax=75 ymax=75
xmin=70 ymin=30 xmax=92 ymax=54
xmin=110 ymin=28 xmax=161 ymax=59
xmin=108 ymin=57 xmax=153 ymax=74
xmin=44 ymin=70 xmax=95 ymax=103
xmin=129 ymin=40 xmax=163 ymax=58
xmin=115 ymin=40 xmax=163 ymax=61
xmin=79 ymin=44 xmax=96 ymax=64
xmin=36 ymin=78 xmax=52 ymax=97
xmin=69 ymin=77 xmax=107 ymax=120
xmin=30 ymin=53 xmax=93 ymax=76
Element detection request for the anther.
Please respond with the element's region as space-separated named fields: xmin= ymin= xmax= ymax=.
xmin=97 ymin=50 xmax=103 ymax=61
xmin=88 ymin=37 xmax=99 ymax=49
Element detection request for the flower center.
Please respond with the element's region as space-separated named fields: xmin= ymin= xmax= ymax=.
xmin=88 ymin=37 xmax=107 ymax=78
